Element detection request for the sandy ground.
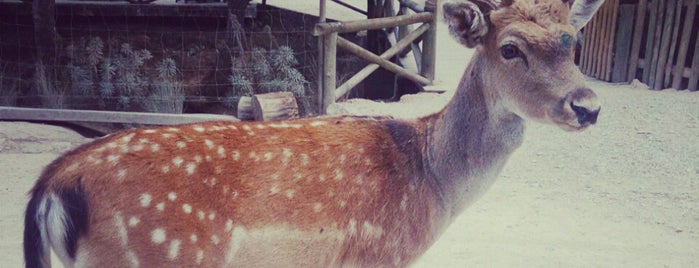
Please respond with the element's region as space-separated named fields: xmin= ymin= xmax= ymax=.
xmin=2 ymin=1 xmax=699 ymax=267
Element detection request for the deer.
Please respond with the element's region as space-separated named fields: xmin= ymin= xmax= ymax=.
xmin=23 ymin=0 xmax=603 ymax=267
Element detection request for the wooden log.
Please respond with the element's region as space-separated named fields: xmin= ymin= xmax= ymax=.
xmin=653 ymin=0 xmax=676 ymax=89
xmin=664 ymin=0 xmax=684 ymax=87
xmin=612 ymin=4 xmax=636 ymax=82
xmin=313 ymin=12 xmax=432 ymax=36
xmin=398 ymin=0 xmax=424 ymax=13
xmin=337 ymin=36 xmax=431 ymax=86
xmin=335 ymin=23 xmax=431 ymax=100
xmin=321 ymin=32 xmax=338 ymax=114
xmin=237 ymin=96 xmax=254 ymax=121
xmin=627 ymin=0 xmax=648 ymax=81
xmin=673 ymin=0 xmax=697 ymax=89
xmin=641 ymin=0 xmax=659 ymax=83
xmin=252 ymin=92 xmax=299 ymax=121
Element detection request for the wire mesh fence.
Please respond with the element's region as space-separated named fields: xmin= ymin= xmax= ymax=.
xmin=0 ymin=1 xmax=339 ymax=116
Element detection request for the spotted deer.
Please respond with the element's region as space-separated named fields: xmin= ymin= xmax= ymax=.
xmin=24 ymin=0 xmax=603 ymax=267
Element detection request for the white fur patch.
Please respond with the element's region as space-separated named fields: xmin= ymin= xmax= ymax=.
xmin=151 ymin=228 xmax=166 ymax=244
xmin=168 ymin=239 xmax=181 ymax=260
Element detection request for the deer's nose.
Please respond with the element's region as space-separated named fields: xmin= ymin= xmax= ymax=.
xmin=571 ymin=100 xmax=600 ymax=125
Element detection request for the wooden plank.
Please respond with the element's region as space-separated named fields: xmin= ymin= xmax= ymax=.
xmin=664 ymin=0 xmax=684 ymax=87
xmin=321 ymin=32 xmax=338 ymax=114
xmin=0 ymin=106 xmax=239 ymax=125
xmin=642 ymin=0 xmax=659 ymax=82
xmin=627 ymin=0 xmax=648 ymax=81
xmin=336 ymin=36 xmax=431 ymax=85
xmin=689 ymin=25 xmax=699 ymax=91
xmin=335 ymin=23 xmax=431 ymax=100
xmin=648 ymin=0 xmax=666 ymax=88
xmin=596 ymin=1 xmax=610 ymax=79
xmin=604 ymin=0 xmax=620 ymax=81
xmin=612 ymin=4 xmax=636 ymax=82
xmin=653 ymin=0 xmax=677 ymax=89
xmin=317 ymin=0 xmax=327 ymax=114
xmin=584 ymin=12 xmax=598 ymax=75
xmin=313 ymin=12 xmax=433 ymax=35
xmin=673 ymin=0 xmax=697 ymax=89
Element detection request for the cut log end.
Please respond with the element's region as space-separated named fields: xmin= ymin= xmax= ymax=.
xmin=250 ymin=92 xmax=299 ymax=121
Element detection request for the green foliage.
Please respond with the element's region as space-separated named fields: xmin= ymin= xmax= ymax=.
xmin=224 ymin=46 xmax=309 ymax=110
xmin=144 ymin=58 xmax=185 ymax=114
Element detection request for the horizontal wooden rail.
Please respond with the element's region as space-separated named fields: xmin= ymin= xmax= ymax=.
xmin=335 ymin=23 xmax=431 ymax=100
xmin=313 ymin=12 xmax=432 ymax=36
xmin=0 ymin=106 xmax=238 ymax=125
xmin=336 ymin=36 xmax=431 ymax=86
xmin=398 ymin=0 xmax=424 ymax=13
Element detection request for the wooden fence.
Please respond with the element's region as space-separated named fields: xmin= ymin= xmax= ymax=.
xmin=580 ymin=0 xmax=699 ymax=91
xmin=314 ymin=0 xmax=438 ymax=114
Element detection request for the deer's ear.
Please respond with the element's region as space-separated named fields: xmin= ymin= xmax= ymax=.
xmin=442 ymin=0 xmax=497 ymax=48
xmin=568 ymin=0 xmax=605 ymax=30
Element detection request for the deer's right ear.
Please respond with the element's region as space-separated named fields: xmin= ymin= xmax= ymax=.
xmin=442 ymin=0 xmax=496 ymax=48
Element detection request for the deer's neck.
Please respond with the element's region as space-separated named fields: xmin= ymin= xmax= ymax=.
xmin=422 ymin=53 xmax=525 ymax=219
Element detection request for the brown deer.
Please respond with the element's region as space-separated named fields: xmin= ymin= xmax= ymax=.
xmin=23 ymin=0 xmax=603 ymax=267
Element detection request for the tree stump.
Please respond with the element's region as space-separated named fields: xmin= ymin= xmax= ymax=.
xmin=252 ymin=92 xmax=299 ymax=121
xmin=237 ymin=96 xmax=254 ymax=121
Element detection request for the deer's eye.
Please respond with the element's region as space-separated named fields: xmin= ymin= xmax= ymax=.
xmin=500 ymin=44 xmax=521 ymax=60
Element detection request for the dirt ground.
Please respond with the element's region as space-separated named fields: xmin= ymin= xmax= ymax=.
xmin=2 ymin=1 xmax=698 ymax=267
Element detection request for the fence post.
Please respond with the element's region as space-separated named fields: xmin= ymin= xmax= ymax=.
xmin=421 ymin=0 xmax=437 ymax=83
xmin=322 ymin=32 xmax=338 ymax=114
xmin=318 ymin=0 xmax=328 ymax=114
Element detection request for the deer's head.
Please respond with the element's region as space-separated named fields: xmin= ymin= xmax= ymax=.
xmin=443 ymin=0 xmax=602 ymax=131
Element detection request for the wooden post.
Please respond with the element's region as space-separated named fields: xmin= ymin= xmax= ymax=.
xmin=252 ymin=92 xmax=299 ymax=121
xmin=318 ymin=0 xmax=327 ymax=114
xmin=322 ymin=32 xmax=338 ymax=114
xmin=672 ymin=0 xmax=697 ymax=89
xmin=641 ymin=0 xmax=658 ymax=83
xmin=627 ymin=0 xmax=647 ymax=81
xmin=653 ymin=0 xmax=676 ymax=89
xmin=611 ymin=4 xmax=635 ymax=82
xmin=421 ymin=0 xmax=437 ymax=82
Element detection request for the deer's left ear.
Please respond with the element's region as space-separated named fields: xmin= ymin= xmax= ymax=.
xmin=568 ymin=0 xmax=606 ymax=30
xmin=442 ymin=0 xmax=498 ymax=48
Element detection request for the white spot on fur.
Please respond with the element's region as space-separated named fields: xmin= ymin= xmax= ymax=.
xmin=162 ymin=133 xmax=174 ymax=139
xmin=107 ymin=155 xmax=120 ymax=165
xmin=183 ymin=204 xmax=192 ymax=214
xmin=115 ymin=212 xmax=128 ymax=246
xmin=249 ymin=152 xmax=260 ymax=162
xmin=128 ymin=216 xmax=140 ymax=227
xmin=172 ymin=157 xmax=184 ymax=167
xmin=318 ymin=174 xmax=326 ymax=182
xmin=117 ymin=169 xmax=127 ymax=180
xmin=232 ymin=150 xmax=240 ymax=161
xmin=167 ymin=127 xmax=180 ymax=132
xmin=168 ymin=192 xmax=177 ymax=201
xmin=208 ymin=212 xmax=216 ymax=221
xmin=132 ymin=144 xmax=144 ymax=151
xmin=193 ymin=125 xmax=205 ymax=132
xmin=400 ymin=194 xmax=408 ymax=211
xmin=186 ymin=163 xmax=197 ymax=175
xmin=256 ymin=124 xmax=266 ymax=129
xmin=269 ymin=184 xmax=280 ymax=195
xmin=348 ymin=219 xmax=357 ymax=237
xmin=162 ymin=165 xmax=170 ymax=174
xmin=204 ymin=139 xmax=214 ymax=149
xmin=196 ymin=249 xmax=204 ymax=264
xmin=121 ymin=133 xmax=136 ymax=143
xmin=334 ymin=170 xmax=344 ymax=181
xmin=139 ymin=193 xmax=152 ymax=207
xmin=310 ymin=121 xmax=327 ymax=127
xmin=211 ymin=235 xmax=220 ymax=245
xmin=126 ymin=250 xmax=140 ymax=268
xmin=168 ymin=239 xmax=181 ymax=260
xmin=215 ymin=166 xmax=223 ymax=174
xmin=151 ymin=143 xmax=160 ymax=152
xmin=263 ymin=152 xmax=274 ymax=161
xmin=197 ymin=210 xmax=205 ymax=220
xmin=217 ymin=146 xmax=226 ymax=158
xmin=176 ymin=141 xmax=186 ymax=149
xmin=151 ymin=228 xmax=166 ymax=244
xmin=143 ymin=129 xmax=157 ymax=134
xmin=242 ymin=125 xmax=251 ymax=131
xmin=156 ymin=202 xmax=165 ymax=212
xmin=228 ymin=124 xmax=238 ymax=130
xmin=313 ymin=203 xmax=323 ymax=213
xmin=285 ymin=189 xmax=296 ymax=199
xmin=361 ymin=221 xmax=384 ymax=239
xmin=281 ymin=148 xmax=293 ymax=165
xmin=190 ymin=234 xmax=198 ymax=243
xmin=194 ymin=155 xmax=203 ymax=163
xmin=300 ymin=154 xmax=309 ymax=166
